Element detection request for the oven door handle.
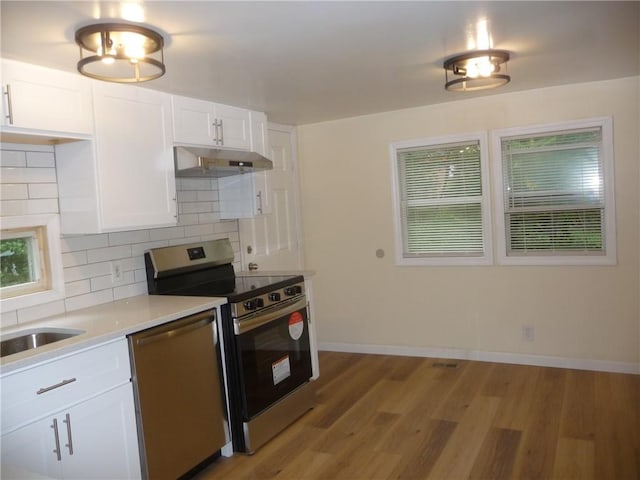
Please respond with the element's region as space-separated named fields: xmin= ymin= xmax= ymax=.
xmin=234 ymin=297 xmax=307 ymax=335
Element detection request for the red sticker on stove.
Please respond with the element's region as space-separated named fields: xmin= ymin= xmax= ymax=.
xmin=288 ymin=312 xmax=304 ymax=340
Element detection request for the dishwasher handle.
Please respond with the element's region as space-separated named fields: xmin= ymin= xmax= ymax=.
xmin=133 ymin=310 xmax=215 ymax=347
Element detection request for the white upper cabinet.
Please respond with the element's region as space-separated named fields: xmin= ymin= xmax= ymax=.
xmin=219 ymin=111 xmax=271 ymax=219
xmin=1 ymin=59 xmax=93 ymax=137
xmin=171 ymin=95 xmax=251 ymax=150
xmin=56 ymin=82 xmax=176 ymax=234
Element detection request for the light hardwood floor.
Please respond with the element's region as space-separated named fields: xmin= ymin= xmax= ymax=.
xmin=195 ymin=351 xmax=640 ymax=480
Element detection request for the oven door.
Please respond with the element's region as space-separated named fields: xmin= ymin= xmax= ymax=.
xmin=233 ymin=297 xmax=312 ymax=419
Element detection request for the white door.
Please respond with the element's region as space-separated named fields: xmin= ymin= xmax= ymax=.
xmin=239 ymin=124 xmax=303 ymax=271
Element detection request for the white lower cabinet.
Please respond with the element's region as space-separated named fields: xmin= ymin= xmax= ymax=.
xmin=1 ymin=338 xmax=141 ymax=479
xmin=1 ymin=384 xmax=140 ymax=479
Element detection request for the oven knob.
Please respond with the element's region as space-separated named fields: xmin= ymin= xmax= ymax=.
xmin=243 ymin=300 xmax=256 ymax=310
xmin=255 ymin=298 xmax=265 ymax=308
xmin=269 ymin=292 xmax=281 ymax=301
xmin=284 ymin=285 xmax=303 ymax=296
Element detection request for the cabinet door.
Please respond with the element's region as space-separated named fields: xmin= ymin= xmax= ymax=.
xmin=218 ymin=111 xmax=269 ymax=219
xmin=171 ymin=95 xmax=216 ymax=146
xmin=1 ymin=416 xmax=65 ymax=479
xmin=214 ymin=103 xmax=251 ymax=150
xmin=1 ymin=59 xmax=93 ymax=136
xmin=62 ymin=384 xmax=141 ymax=480
xmin=92 ymin=83 xmax=177 ymax=231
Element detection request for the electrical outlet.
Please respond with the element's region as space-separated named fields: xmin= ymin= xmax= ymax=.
xmin=111 ymin=260 xmax=123 ymax=283
xmin=522 ymin=325 xmax=535 ymax=342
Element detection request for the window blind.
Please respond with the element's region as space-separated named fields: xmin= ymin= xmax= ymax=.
xmin=397 ymin=140 xmax=485 ymax=257
xmin=501 ymin=127 xmax=605 ymax=254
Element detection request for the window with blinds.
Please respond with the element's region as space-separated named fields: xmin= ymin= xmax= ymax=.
xmin=391 ymin=134 xmax=491 ymax=265
xmin=494 ymin=118 xmax=616 ymax=265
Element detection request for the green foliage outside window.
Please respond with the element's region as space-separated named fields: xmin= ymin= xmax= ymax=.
xmin=0 ymin=237 xmax=34 ymax=287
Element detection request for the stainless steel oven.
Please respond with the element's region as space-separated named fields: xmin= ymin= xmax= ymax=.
xmin=145 ymin=239 xmax=315 ymax=456
xmin=222 ymin=280 xmax=314 ymax=453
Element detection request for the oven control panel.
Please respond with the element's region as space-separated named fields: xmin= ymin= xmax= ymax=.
xmin=231 ymin=282 xmax=305 ymax=318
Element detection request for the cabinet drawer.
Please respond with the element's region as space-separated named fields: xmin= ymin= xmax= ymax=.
xmin=1 ymin=338 xmax=131 ymax=435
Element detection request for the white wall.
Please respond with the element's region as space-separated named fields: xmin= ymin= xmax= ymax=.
xmin=297 ymin=77 xmax=640 ymax=372
xmin=0 ymin=142 xmax=240 ymax=327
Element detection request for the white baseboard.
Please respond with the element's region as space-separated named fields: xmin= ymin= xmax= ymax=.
xmin=318 ymin=341 xmax=640 ymax=375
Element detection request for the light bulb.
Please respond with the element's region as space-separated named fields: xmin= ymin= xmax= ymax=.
xmin=466 ymin=62 xmax=479 ymax=78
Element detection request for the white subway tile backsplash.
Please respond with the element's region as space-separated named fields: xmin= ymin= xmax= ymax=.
xmin=0 ymin=184 xmax=28 ymax=200
xmin=214 ymin=221 xmax=240 ymax=234
xmin=180 ymin=177 xmax=216 ymax=190
xmin=196 ymin=190 xmax=217 ymax=202
xmin=1 ymin=142 xmax=240 ymax=323
xmin=177 ymin=190 xmax=197 ymax=202
xmin=134 ymin=268 xmax=147 ymax=283
xmin=113 ymin=282 xmax=147 ymax=301
xmin=0 ymin=151 xmax=26 ymax=167
xmin=184 ymin=223 xmax=214 ymax=237
xmin=149 ymin=227 xmax=185 ymax=241
xmin=65 ymin=289 xmax=114 ymax=312
xmin=28 ymin=183 xmax=58 ymax=199
xmin=64 ymin=261 xmax=112 ymax=283
xmin=26 ymin=151 xmax=56 ymax=168
xmin=1 ymin=167 xmax=57 ymax=183
xmin=108 ymin=230 xmax=150 ymax=246
xmin=121 ymin=256 xmax=145 ymax=271
xmin=61 ymin=234 xmax=110 ymax=253
xmin=90 ymin=274 xmax=114 ymax=292
xmin=62 ymin=250 xmax=88 ymax=268
xmin=197 ymin=212 xmax=220 ymax=224
xmin=130 ymin=240 xmax=169 ymax=257
xmin=176 ymin=213 xmax=199 ymax=226
xmin=0 ymin=310 xmax=18 ymax=328
xmin=64 ymin=280 xmax=91 ymax=297
xmin=17 ymin=300 xmax=66 ymax=324
xmin=86 ymin=245 xmax=132 ymax=263
xmin=0 ymin=198 xmax=59 ymax=216
xmin=181 ymin=201 xmax=214 ymax=214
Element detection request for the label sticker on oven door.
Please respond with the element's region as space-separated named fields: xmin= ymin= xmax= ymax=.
xmin=272 ymin=356 xmax=291 ymax=385
xmin=288 ymin=312 xmax=304 ymax=340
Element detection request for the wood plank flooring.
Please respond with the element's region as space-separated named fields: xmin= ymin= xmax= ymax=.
xmin=195 ymin=351 xmax=640 ymax=480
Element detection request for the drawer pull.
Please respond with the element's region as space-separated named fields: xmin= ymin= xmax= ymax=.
xmin=37 ymin=377 xmax=77 ymax=395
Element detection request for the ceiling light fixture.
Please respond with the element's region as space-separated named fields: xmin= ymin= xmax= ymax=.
xmin=75 ymin=22 xmax=165 ymax=83
xmin=443 ymin=49 xmax=510 ymax=92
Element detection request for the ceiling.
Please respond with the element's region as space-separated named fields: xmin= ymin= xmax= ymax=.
xmin=1 ymin=1 xmax=639 ymax=125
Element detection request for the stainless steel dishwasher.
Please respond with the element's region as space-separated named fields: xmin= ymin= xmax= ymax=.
xmin=128 ymin=310 xmax=229 ymax=480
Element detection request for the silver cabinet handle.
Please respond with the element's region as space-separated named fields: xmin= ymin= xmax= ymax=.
xmin=248 ymin=262 xmax=258 ymax=271
xmin=37 ymin=377 xmax=77 ymax=395
xmin=256 ymin=191 xmax=263 ymax=214
xmin=51 ymin=418 xmax=62 ymax=461
xmin=212 ymin=119 xmax=223 ymax=145
xmin=4 ymin=84 xmax=14 ymax=124
xmin=63 ymin=413 xmax=74 ymax=455
xmin=218 ymin=118 xmax=224 ymax=145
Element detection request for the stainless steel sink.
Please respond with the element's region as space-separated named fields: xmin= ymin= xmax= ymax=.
xmin=1 ymin=328 xmax=84 ymax=358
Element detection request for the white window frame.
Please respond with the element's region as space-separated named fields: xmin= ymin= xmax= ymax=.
xmin=1 ymin=214 xmax=65 ymax=312
xmin=390 ymin=132 xmax=493 ymax=266
xmin=491 ymin=117 xmax=616 ymax=266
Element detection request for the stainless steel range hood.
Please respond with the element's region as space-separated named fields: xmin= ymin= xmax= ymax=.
xmin=174 ymin=146 xmax=273 ymax=177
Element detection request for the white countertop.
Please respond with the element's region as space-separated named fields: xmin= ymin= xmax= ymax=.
xmin=0 ymin=295 xmax=227 ymax=374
